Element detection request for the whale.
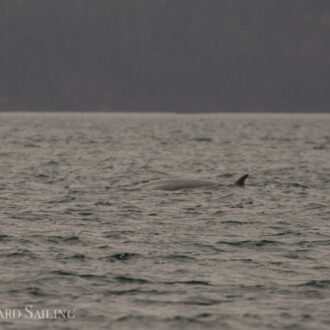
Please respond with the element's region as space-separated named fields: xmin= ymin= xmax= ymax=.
xmin=139 ymin=174 xmax=249 ymax=191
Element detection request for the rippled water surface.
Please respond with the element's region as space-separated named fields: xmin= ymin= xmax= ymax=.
xmin=0 ymin=112 xmax=330 ymax=329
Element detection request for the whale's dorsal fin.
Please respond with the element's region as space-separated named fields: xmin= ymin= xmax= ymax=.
xmin=235 ymin=174 xmax=249 ymax=187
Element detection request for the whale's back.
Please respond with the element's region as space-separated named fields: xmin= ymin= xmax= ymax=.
xmin=139 ymin=179 xmax=216 ymax=191
xmin=139 ymin=174 xmax=248 ymax=191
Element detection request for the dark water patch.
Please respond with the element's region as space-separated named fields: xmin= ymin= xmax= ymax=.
xmin=196 ymin=313 xmax=213 ymax=319
xmin=221 ymin=220 xmax=243 ymax=225
xmin=298 ymin=290 xmax=324 ymax=299
xmin=283 ymin=253 xmax=302 ymax=259
xmin=133 ymin=298 xmax=221 ymax=307
xmin=164 ymin=280 xmax=210 ymax=286
xmin=214 ymin=210 xmax=225 ymax=215
xmin=231 ymin=203 xmax=244 ymax=208
xmin=183 ymin=206 xmax=202 ymax=214
xmin=42 ymin=160 xmax=60 ymax=166
xmin=297 ymin=240 xmax=330 ymax=247
xmin=104 ymin=185 xmax=115 ymax=190
xmin=243 ymin=313 xmax=262 ymax=319
xmin=24 ymin=143 xmax=40 ymax=148
xmin=0 ymin=234 xmax=11 ymax=241
xmin=301 ymin=313 xmax=313 ymax=320
xmin=313 ymin=145 xmax=326 ymax=150
xmin=48 ymin=196 xmax=76 ymax=203
xmin=183 ymin=297 xmax=223 ymax=306
xmin=295 ymin=280 xmax=330 ymax=288
xmin=285 ymin=182 xmax=308 ymax=189
xmin=238 ymin=258 xmax=259 ymax=264
xmin=238 ymin=284 xmax=266 ymax=292
xmin=114 ymin=276 xmax=151 ymax=284
xmin=24 ymin=286 xmax=46 ymax=297
xmin=303 ymin=203 xmax=328 ymax=210
xmin=116 ymin=314 xmax=156 ymax=324
xmin=51 ymin=270 xmax=107 ymax=280
xmin=78 ymin=211 xmax=94 ymax=216
xmin=164 ymin=315 xmax=218 ymax=327
xmin=105 ymin=289 xmax=143 ymax=296
xmin=16 ymin=238 xmax=34 ymax=245
xmin=192 ymin=137 xmax=213 ymax=142
xmin=34 ymin=173 xmax=49 ymax=179
xmin=64 ymin=253 xmax=86 ymax=260
xmin=94 ymin=201 xmax=113 ymax=206
xmin=0 ymin=152 xmax=13 ymax=156
xmin=105 ymin=288 xmax=182 ymax=296
xmin=47 ymin=235 xmax=80 ymax=244
xmin=51 ymin=270 xmax=77 ymax=276
xmin=116 ymin=313 xmax=215 ymax=328
xmin=63 ymin=235 xmax=80 ymax=242
xmin=101 ymin=253 xmax=140 ymax=262
xmin=266 ymin=230 xmax=300 ymax=237
xmin=217 ymin=239 xmax=282 ymax=248
xmin=103 ymin=230 xmax=135 ymax=238
xmin=5 ymin=249 xmax=37 ymax=259
xmin=79 ymin=274 xmax=108 ymax=279
xmin=97 ymin=245 xmax=110 ymax=249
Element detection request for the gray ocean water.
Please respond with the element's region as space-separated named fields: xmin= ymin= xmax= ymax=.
xmin=0 ymin=112 xmax=330 ymax=330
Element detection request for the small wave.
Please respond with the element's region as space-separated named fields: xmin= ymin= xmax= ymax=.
xmin=43 ymin=160 xmax=59 ymax=166
xmin=101 ymin=253 xmax=140 ymax=262
xmin=296 ymin=280 xmax=330 ymax=288
xmin=164 ymin=314 xmax=216 ymax=326
xmin=217 ymin=240 xmax=282 ymax=247
xmin=183 ymin=297 xmax=222 ymax=306
xmin=47 ymin=235 xmax=80 ymax=244
xmin=303 ymin=203 xmax=328 ymax=210
xmin=313 ymin=145 xmax=326 ymax=150
xmin=164 ymin=280 xmax=210 ymax=286
xmin=114 ymin=276 xmax=150 ymax=284
xmin=34 ymin=173 xmax=49 ymax=178
xmin=63 ymin=235 xmax=80 ymax=242
xmin=51 ymin=270 xmax=76 ymax=276
xmin=64 ymin=253 xmax=86 ymax=260
xmin=79 ymin=274 xmax=107 ymax=279
xmin=5 ymin=249 xmax=36 ymax=259
xmin=105 ymin=289 xmax=176 ymax=296
xmin=52 ymin=270 xmax=108 ymax=279
xmin=94 ymin=201 xmax=113 ymax=206
xmin=220 ymin=220 xmax=243 ymax=225
xmin=24 ymin=287 xmax=46 ymax=297
xmin=192 ymin=137 xmax=213 ymax=142
xmin=78 ymin=211 xmax=94 ymax=216
xmin=103 ymin=230 xmax=135 ymax=238
xmin=0 ymin=234 xmax=10 ymax=242
xmin=298 ymin=240 xmax=330 ymax=247
xmin=24 ymin=143 xmax=40 ymax=148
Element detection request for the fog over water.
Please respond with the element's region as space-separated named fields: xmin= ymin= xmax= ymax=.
xmin=0 ymin=113 xmax=329 ymax=329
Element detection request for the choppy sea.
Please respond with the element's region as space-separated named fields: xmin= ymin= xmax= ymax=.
xmin=0 ymin=112 xmax=329 ymax=330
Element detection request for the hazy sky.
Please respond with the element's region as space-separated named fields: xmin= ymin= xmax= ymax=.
xmin=0 ymin=0 xmax=329 ymax=112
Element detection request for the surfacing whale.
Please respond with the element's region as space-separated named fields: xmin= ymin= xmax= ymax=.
xmin=139 ymin=174 xmax=249 ymax=191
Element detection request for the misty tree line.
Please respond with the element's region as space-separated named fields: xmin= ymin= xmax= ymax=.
xmin=0 ymin=0 xmax=329 ymax=111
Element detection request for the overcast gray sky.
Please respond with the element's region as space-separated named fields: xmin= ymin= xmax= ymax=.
xmin=0 ymin=0 xmax=329 ymax=112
